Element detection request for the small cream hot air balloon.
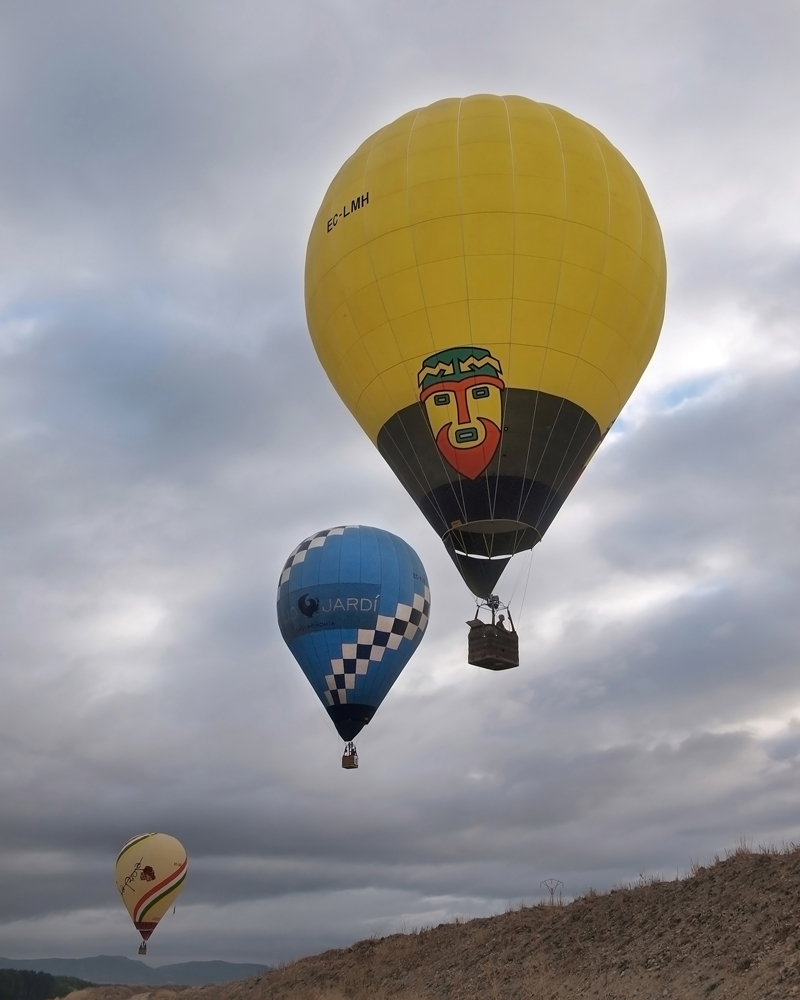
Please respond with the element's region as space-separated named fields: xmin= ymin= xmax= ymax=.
xmin=115 ymin=832 xmax=187 ymax=955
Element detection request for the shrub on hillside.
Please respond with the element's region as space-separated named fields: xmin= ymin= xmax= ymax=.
xmin=0 ymin=969 xmax=94 ymax=1000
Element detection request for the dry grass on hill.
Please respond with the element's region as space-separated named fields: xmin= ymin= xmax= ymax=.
xmin=70 ymin=843 xmax=800 ymax=1000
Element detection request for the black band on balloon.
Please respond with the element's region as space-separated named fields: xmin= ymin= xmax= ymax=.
xmin=377 ymin=388 xmax=601 ymax=596
xmin=326 ymin=703 xmax=377 ymax=742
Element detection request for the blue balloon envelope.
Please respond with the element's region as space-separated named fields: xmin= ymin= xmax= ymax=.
xmin=277 ymin=525 xmax=431 ymax=742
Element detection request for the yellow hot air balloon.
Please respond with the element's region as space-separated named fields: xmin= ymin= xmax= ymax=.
xmin=115 ymin=832 xmax=187 ymax=955
xmin=305 ymin=95 xmax=666 ymax=600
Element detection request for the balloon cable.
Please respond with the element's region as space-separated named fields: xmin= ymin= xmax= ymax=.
xmin=505 ymin=547 xmax=531 ymax=606
xmin=515 ymin=546 xmax=535 ymax=628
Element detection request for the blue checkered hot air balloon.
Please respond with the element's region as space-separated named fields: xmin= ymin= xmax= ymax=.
xmin=277 ymin=525 xmax=430 ymax=768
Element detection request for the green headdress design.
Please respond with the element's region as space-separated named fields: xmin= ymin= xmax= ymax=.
xmin=417 ymin=347 xmax=503 ymax=391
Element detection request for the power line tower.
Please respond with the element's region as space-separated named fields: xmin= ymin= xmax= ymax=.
xmin=540 ymin=878 xmax=563 ymax=906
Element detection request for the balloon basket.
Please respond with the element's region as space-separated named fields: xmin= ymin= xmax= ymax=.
xmin=342 ymin=742 xmax=359 ymax=769
xmin=467 ymin=595 xmax=519 ymax=671
xmin=138 ymin=942 xmax=147 ymax=956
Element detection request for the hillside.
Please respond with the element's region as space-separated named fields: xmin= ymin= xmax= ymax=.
xmin=67 ymin=844 xmax=800 ymax=999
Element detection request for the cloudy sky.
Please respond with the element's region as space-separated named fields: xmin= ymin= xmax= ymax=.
xmin=0 ymin=0 xmax=798 ymax=969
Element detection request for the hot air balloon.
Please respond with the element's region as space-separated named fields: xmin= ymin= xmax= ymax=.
xmin=277 ymin=525 xmax=430 ymax=767
xmin=304 ymin=95 xmax=666 ymax=631
xmin=115 ymin=832 xmax=187 ymax=955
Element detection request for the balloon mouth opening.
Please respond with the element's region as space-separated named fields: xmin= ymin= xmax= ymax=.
xmin=327 ymin=703 xmax=376 ymax=742
xmin=444 ymin=520 xmax=541 ymax=560
xmin=451 ymin=550 xmax=512 ymax=560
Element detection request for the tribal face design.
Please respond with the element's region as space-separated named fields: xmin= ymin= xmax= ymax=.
xmin=418 ymin=347 xmax=504 ymax=480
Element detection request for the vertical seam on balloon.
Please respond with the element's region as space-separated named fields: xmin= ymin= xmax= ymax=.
xmin=534 ymin=415 xmax=600 ymax=527
xmin=399 ymin=102 xmax=472 ymax=526
xmin=324 ymin=128 xmax=383 ymax=415
xmin=372 ymin=533 xmax=395 ymax=705
xmin=450 ymin=95 xmax=473 ymax=521
xmin=378 ymin=421 xmax=455 ymax=531
xmin=340 ymin=531 xmax=346 ymax=705
xmin=592 ymin=149 xmax=645 ymax=423
xmin=533 ymin=121 xmax=616 ymax=518
xmin=358 ymin=106 xmax=427 ymax=407
xmin=482 ymin=94 xmax=518 ymax=552
xmin=318 ymin=127 xmax=460 ymax=534
xmin=631 ymin=188 xmax=667 ymax=373
xmin=362 ymin=107 xmax=469 ymax=531
xmin=600 ymin=174 xmax=664 ymax=370
xmin=379 ymin=532 xmax=401 ymax=706
xmin=577 ymin=197 xmax=652 ymax=415
xmin=312 ymin=540 xmax=333 ymax=716
xmin=367 ymin=526 xmax=384 ymax=705
xmin=515 ymin=104 xmax=569 ymax=526
xmin=404 ymin=109 xmax=439 ymax=359
xmin=321 ymin=629 xmax=341 ymax=732
xmin=612 ymin=151 xmax=651 ymax=413
xmin=360 ymin=525 xmax=372 ymax=705
xmin=456 ymin=96 xmax=474 ymax=351
xmin=368 ymin=526 xmax=386 ymax=707
xmin=375 ymin=401 xmax=453 ymax=527
xmin=469 ymin=96 xmax=510 ymax=556
xmin=527 ymin=108 xmax=572 ymax=484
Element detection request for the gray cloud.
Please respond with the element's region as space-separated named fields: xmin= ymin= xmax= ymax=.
xmin=0 ymin=0 xmax=798 ymax=970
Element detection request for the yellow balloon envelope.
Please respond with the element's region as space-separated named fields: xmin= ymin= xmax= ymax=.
xmin=305 ymin=95 xmax=666 ymax=597
xmin=115 ymin=832 xmax=187 ymax=950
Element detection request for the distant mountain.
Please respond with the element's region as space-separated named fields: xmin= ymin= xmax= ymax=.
xmin=0 ymin=956 xmax=269 ymax=986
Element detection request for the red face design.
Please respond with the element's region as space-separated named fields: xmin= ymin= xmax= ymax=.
xmin=421 ymin=375 xmax=504 ymax=480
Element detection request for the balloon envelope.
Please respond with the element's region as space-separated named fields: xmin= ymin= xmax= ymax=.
xmin=277 ymin=525 xmax=430 ymax=741
xmin=115 ymin=832 xmax=187 ymax=944
xmin=305 ymin=95 xmax=666 ymax=597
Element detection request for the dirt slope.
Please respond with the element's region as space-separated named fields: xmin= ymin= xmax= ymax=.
xmin=69 ymin=845 xmax=800 ymax=1000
